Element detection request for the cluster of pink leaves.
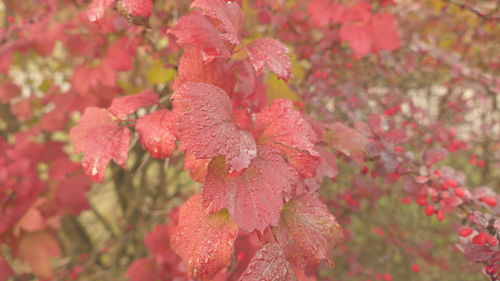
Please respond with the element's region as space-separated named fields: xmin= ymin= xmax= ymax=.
xmin=307 ymin=0 xmax=400 ymax=57
xmin=80 ymin=0 xmax=346 ymax=280
xmin=0 ymin=1 xmax=151 ymax=279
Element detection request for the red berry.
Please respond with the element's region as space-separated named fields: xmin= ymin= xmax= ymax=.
xmin=445 ymin=179 xmax=457 ymax=187
xmin=481 ymin=197 xmax=497 ymax=207
xmin=472 ymin=233 xmax=488 ymax=245
xmin=486 ymin=264 xmax=497 ymax=274
xmin=458 ymin=227 xmax=473 ymax=237
xmin=424 ymin=205 xmax=435 ymax=216
xmin=454 ymin=187 xmax=466 ymax=198
xmin=436 ymin=210 xmax=444 ymax=221
xmin=417 ymin=196 xmax=428 ymax=206
xmin=411 ymin=264 xmax=420 ymax=273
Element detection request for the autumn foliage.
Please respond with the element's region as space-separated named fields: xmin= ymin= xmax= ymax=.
xmin=0 ymin=0 xmax=499 ymax=281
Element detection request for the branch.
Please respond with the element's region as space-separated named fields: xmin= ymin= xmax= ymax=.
xmin=443 ymin=0 xmax=500 ymax=21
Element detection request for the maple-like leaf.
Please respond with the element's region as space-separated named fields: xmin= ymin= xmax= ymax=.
xmin=191 ymin=0 xmax=243 ymax=45
xmin=254 ymin=99 xmax=318 ymax=155
xmin=238 ymin=243 xmax=298 ymax=281
xmin=174 ymin=48 xmax=235 ymax=94
xmin=126 ymin=258 xmax=158 ymax=281
xmin=135 ymin=109 xmax=176 ymax=159
xmin=307 ymin=0 xmax=344 ymax=27
xmin=254 ymin=99 xmax=319 ymax=177
xmin=246 ymin=38 xmax=291 ymax=81
xmin=87 ymin=0 xmax=114 ymax=23
xmin=273 ymin=193 xmax=343 ymax=269
xmin=172 ymin=82 xmax=256 ymax=173
xmin=116 ymin=0 xmax=153 ymax=26
xmin=107 ymin=89 xmax=158 ymax=119
xmin=168 ymin=11 xmax=231 ymax=61
xmin=183 ymin=153 xmax=210 ymax=182
xmin=170 ymin=194 xmax=239 ymax=281
xmin=370 ymin=13 xmax=401 ymax=53
xmin=325 ymin=123 xmax=369 ymax=166
xmin=202 ymin=145 xmax=299 ymax=232
xmin=17 ymin=232 xmax=61 ymax=279
xmin=339 ymin=22 xmax=371 ymax=57
xmin=423 ymin=148 xmax=448 ymax=167
xmin=70 ymin=107 xmax=130 ymax=182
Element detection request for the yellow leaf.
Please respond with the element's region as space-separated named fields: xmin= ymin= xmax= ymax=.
xmin=266 ymin=75 xmax=301 ymax=102
xmin=147 ymin=61 xmax=176 ymax=85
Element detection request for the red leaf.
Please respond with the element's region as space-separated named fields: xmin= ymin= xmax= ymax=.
xmin=54 ymin=173 xmax=91 ymax=215
xmin=171 ymin=194 xmax=239 ymax=281
xmin=202 ymin=145 xmax=299 ymax=232
xmin=135 ymin=109 xmax=176 ymax=159
xmin=191 ymin=0 xmax=243 ymax=45
xmin=0 ymin=257 xmax=13 ymax=281
xmin=17 ymin=232 xmax=61 ymax=279
xmin=304 ymin=146 xmax=338 ymax=192
xmin=168 ymin=11 xmax=231 ymax=61
xmin=183 ymin=153 xmax=210 ymax=182
xmin=273 ymin=193 xmax=343 ymax=269
xmin=307 ymin=0 xmax=344 ymax=27
xmin=238 ymin=243 xmax=298 ymax=281
xmin=246 ymin=38 xmax=291 ymax=81
xmin=0 ymin=82 xmax=20 ymax=103
xmin=144 ymin=224 xmax=176 ymax=266
xmin=87 ymin=0 xmax=114 ymax=23
xmin=381 ymin=129 xmax=407 ymax=143
xmin=462 ymin=244 xmax=495 ymax=262
xmin=370 ymin=13 xmax=401 ymax=53
xmin=172 ymin=82 xmax=256 ymax=173
xmin=70 ymin=107 xmax=130 ymax=182
xmin=339 ymin=22 xmax=371 ymax=57
xmin=107 ymin=89 xmax=158 ymax=119
xmin=116 ymin=0 xmax=153 ymax=26
xmin=423 ymin=148 xmax=448 ymax=167
xmin=174 ymin=48 xmax=235 ymax=94
xmin=126 ymin=258 xmax=158 ymax=281
xmin=255 ymin=99 xmax=318 ymax=156
xmin=326 ymin=123 xmax=369 ymax=166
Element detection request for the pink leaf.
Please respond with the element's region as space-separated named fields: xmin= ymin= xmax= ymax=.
xmin=172 ymin=82 xmax=256 ymax=173
xmin=168 ymin=11 xmax=231 ymax=61
xmin=170 ymin=194 xmax=239 ymax=281
xmin=326 ymin=123 xmax=369 ymax=166
xmin=273 ymin=193 xmax=343 ymax=269
xmin=0 ymin=257 xmax=13 ymax=281
xmin=339 ymin=22 xmax=371 ymax=57
xmin=126 ymin=258 xmax=158 ymax=281
xmin=307 ymin=0 xmax=344 ymax=27
xmin=238 ymin=243 xmax=298 ymax=281
xmin=135 ymin=109 xmax=176 ymax=159
xmin=17 ymin=232 xmax=61 ymax=279
xmin=191 ymin=0 xmax=243 ymax=45
xmin=202 ymin=145 xmax=299 ymax=232
xmin=370 ymin=13 xmax=401 ymax=53
xmin=70 ymin=107 xmax=130 ymax=182
xmin=107 ymin=89 xmax=159 ymax=119
xmin=87 ymin=0 xmax=114 ymax=23
xmin=183 ymin=153 xmax=210 ymax=182
xmin=423 ymin=148 xmax=448 ymax=167
xmin=246 ymin=38 xmax=291 ymax=81
xmin=116 ymin=0 xmax=153 ymax=26
xmin=254 ymin=99 xmax=318 ymax=156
